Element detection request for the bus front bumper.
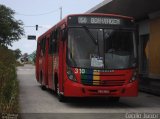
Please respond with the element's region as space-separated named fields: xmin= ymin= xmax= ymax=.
xmin=63 ymin=80 xmax=138 ymax=97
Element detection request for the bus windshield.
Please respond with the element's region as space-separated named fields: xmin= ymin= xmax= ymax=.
xmin=67 ymin=27 xmax=136 ymax=69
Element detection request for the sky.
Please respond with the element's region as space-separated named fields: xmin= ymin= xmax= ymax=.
xmin=0 ymin=0 xmax=103 ymax=54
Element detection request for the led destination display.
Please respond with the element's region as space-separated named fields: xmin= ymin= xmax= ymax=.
xmin=78 ymin=17 xmax=121 ymax=25
xmin=68 ymin=15 xmax=134 ymax=28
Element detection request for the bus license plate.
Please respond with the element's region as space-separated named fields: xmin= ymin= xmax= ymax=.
xmin=98 ymin=90 xmax=110 ymax=94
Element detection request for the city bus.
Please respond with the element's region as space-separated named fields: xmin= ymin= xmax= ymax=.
xmin=36 ymin=13 xmax=138 ymax=102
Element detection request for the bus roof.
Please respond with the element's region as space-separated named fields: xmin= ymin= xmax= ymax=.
xmin=37 ymin=13 xmax=134 ymax=41
xmin=67 ymin=13 xmax=134 ymax=19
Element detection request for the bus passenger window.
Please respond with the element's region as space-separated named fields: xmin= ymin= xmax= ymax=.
xmin=39 ymin=39 xmax=43 ymax=56
xmin=40 ymin=38 xmax=46 ymax=56
xmin=49 ymin=31 xmax=57 ymax=54
xmin=36 ymin=42 xmax=41 ymax=57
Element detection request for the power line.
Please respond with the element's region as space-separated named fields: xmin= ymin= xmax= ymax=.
xmin=16 ymin=8 xmax=59 ymax=16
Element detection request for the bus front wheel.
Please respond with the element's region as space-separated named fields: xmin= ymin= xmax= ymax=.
xmin=56 ymin=81 xmax=66 ymax=102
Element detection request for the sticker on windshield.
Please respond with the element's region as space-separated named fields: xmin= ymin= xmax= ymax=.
xmin=91 ymin=56 xmax=104 ymax=68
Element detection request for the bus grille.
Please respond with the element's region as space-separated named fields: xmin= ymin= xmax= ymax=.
xmin=81 ymin=79 xmax=125 ymax=86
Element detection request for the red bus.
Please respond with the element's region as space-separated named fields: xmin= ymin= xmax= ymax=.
xmin=36 ymin=13 xmax=138 ymax=102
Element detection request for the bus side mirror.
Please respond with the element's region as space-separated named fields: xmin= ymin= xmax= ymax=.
xmin=62 ymin=28 xmax=67 ymax=41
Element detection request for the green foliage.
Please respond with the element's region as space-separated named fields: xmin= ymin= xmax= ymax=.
xmin=0 ymin=46 xmax=19 ymax=113
xmin=0 ymin=5 xmax=24 ymax=46
xmin=13 ymin=49 xmax=22 ymax=60
xmin=0 ymin=4 xmax=24 ymax=113
xmin=0 ymin=46 xmax=16 ymax=66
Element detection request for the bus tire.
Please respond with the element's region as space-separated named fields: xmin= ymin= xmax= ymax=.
xmin=41 ymin=85 xmax=46 ymax=90
xmin=58 ymin=94 xmax=66 ymax=102
xmin=40 ymin=72 xmax=46 ymax=90
xmin=56 ymin=81 xmax=66 ymax=102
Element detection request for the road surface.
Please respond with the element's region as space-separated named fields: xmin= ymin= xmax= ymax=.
xmin=17 ymin=64 xmax=160 ymax=119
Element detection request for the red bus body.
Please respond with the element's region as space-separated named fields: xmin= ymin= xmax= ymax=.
xmin=36 ymin=14 xmax=138 ymax=100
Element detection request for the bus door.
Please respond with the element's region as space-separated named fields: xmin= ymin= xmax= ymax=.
xmin=38 ymin=39 xmax=44 ymax=83
xmin=58 ymin=27 xmax=67 ymax=94
xmin=36 ymin=41 xmax=42 ymax=82
xmin=41 ymin=37 xmax=49 ymax=86
xmin=47 ymin=32 xmax=55 ymax=89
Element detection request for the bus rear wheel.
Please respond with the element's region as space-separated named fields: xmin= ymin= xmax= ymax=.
xmin=41 ymin=85 xmax=46 ymax=90
xmin=40 ymin=73 xmax=46 ymax=90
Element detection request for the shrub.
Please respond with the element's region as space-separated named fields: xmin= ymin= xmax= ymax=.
xmin=0 ymin=46 xmax=19 ymax=113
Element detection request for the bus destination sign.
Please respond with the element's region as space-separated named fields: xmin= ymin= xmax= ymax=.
xmin=68 ymin=15 xmax=134 ymax=28
xmin=78 ymin=17 xmax=121 ymax=25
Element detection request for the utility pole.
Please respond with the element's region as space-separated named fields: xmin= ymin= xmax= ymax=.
xmin=60 ymin=7 xmax=62 ymax=20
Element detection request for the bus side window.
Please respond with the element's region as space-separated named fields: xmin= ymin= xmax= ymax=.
xmin=37 ymin=42 xmax=41 ymax=56
xmin=40 ymin=38 xmax=46 ymax=56
xmin=39 ymin=39 xmax=43 ymax=56
xmin=49 ymin=30 xmax=58 ymax=54
xmin=62 ymin=28 xmax=67 ymax=41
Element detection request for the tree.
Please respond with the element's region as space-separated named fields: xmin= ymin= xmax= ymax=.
xmin=0 ymin=5 xmax=24 ymax=46
xmin=13 ymin=49 xmax=22 ymax=60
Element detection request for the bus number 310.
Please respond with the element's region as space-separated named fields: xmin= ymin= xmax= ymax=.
xmin=75 ymin=68 xmax=85 ymax=74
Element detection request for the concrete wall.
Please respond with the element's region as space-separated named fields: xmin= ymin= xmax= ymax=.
xmin=139 ymin=17 xmax=160 ymax=95
xmin=139 ymin=20 xmax=150 ymax=35
xmin=138 ymin=18 xmax=160 ymax=79
xmin=138 ymin=20 xmax=150 ymax=75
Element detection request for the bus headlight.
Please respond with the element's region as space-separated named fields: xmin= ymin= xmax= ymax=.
xmin=129 ymin=71 xmax=137 ymax=83
xmin=67 ymin=68 xmax=77 ymax=82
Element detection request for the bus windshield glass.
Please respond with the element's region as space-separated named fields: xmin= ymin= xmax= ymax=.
xmin=67 ymin=28 xmax=136 ymax=69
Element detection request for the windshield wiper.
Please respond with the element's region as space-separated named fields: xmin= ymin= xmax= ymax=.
xmin=82 ymin=26 xmax=98 ymax=45
xmin=82 ymin=26 xmax=101 ymax=58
